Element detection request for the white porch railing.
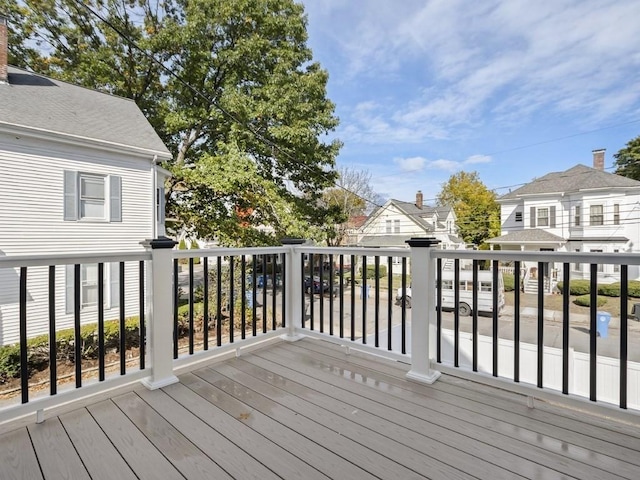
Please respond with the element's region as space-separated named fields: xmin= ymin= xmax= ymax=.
xmin=2 ymin=238 xmax=640 ymax=427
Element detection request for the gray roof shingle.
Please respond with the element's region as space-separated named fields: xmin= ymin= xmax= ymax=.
xmin=487 ymin=229 xmax=565 ymax=244
xmin=0 ymin=66 xmax=171 ymax=158
xmin=499 ymin=164 xmax=640 ymax=200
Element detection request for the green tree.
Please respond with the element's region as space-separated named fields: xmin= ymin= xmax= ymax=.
xmin=436 ymin=171 xmax=500 ymax=246
xmin=321 ymin=167 xmax=378 ymax=246
xmin=2 ymin=0 xmax=341 ymax=245
xmin=613 ymin=135 xmax=640 ymax=180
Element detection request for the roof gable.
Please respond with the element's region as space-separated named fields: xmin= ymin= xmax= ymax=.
xmin=0 ymin=66 xmax=171 ymax=158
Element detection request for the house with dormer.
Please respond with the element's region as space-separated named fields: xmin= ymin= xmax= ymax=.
xmin=0 ymin=27 xmax=172 ymax=345
xmin=487 ymin=149 xmax=640 ymax=288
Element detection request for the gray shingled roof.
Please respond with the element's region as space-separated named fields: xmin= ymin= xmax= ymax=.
xmin=487 ymin=229 xmax=566 ymax=244
xmin=499 ymin=164 xmax=640 ymax=200
xmin=0 ymin=66 xmax=171 ymax=158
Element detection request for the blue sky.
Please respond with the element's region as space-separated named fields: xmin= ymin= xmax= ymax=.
xmin=300 ymin=0 xmax=640 ymax=206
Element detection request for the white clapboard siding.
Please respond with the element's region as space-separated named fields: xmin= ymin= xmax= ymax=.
xmin=0 ymin=134 xmax=157 ymax=345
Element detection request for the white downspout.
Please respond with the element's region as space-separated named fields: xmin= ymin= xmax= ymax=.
xmin=151 ymin=155 xmax=158 ymax=238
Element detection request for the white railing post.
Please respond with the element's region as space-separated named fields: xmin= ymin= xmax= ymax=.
xmin=406 ymin=237 xmax=442 ymax=384
xmin=141 ymin=236 xmax=179 ymax=389
xmin=281 ymin=238 xmax=305 ymax=341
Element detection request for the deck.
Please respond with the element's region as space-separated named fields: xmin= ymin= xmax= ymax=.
xmin=1 ymin=338 xmax=640 ymax=480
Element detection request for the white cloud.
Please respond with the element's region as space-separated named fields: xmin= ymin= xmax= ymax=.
xmin=394 ymin=156 xmax=427 ymax=172
xmin=465 ymin=155 xmax=492 ymax=165
xmin=429 ymin=159 xmax=460 ymax=171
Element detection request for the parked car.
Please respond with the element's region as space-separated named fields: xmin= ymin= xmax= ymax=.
xmin=304 ymin=276 xmax=337 ymax=296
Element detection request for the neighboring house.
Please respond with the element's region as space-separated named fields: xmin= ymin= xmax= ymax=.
xmin=343 ymin=215 xmax=368 ymax=246
xmin=0 ymin=27 xmax=172 ymax=345
xmin=358 ymin=191 xmax=465 ymax=271
xmin=487 ymin=150 xmax=640 ymax=289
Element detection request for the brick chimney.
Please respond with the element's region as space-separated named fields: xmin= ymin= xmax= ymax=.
xmin=592 ymin=149 xmax=605 ymax=171
xmin=415 ymin=190 xmax=423 ymax=209
xmin=0 ymin=14 xmax=7 ymax=84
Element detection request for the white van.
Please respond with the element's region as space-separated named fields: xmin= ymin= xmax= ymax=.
xmin=396 ymin=269 xmax=505 ymax=316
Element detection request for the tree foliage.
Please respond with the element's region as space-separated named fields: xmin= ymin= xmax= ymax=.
xmin=613 ymin=135 xmax=640 ymax=180
xmin=321 ymin=167 xmax=379 ymax=246
xmin=436 ymin=171 xmax=500 ymax=246
xmin=1 ymin=0 xmax=341 ymax=245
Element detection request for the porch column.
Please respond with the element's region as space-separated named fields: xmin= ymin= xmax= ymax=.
xmin=141 ymin=236 xmax=179 ymax=389
xmin=406 ymin=237 xmax=442 ymax=384
xmin=281 ymin=238 xmax=305 ymax=341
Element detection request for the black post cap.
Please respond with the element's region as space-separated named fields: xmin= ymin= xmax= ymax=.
xmin=141 ymin=236 xmax=179 ymax=249
xmin=281 ymin=238 xmax=306 ymax=245
xmin=406 ymin=237 xmax=441 ymax=247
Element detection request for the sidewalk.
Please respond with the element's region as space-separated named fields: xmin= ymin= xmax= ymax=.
xmin=502 ymin=305 xmax=640 ymax=331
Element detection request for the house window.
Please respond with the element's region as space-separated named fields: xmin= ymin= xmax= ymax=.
xmin=515 ymin=211 xmax=523 ymax=222
xmin=64 ymin=170 xmax=121 ymax=222
xmin=590 ymin=205 xmax=603 ymax=226
xmin=392 ymin=256 xmax=402 ymax=265
xmin=394 ymin=219 xmax=400 ymax=233
xmin=480 ymin=281 xmax=492 ymax=292
xmin=573 ymin=249 xmax=581 ymax=272
xmin=442 ymin=280 xmax=453 ymax=290
xmin=65 ymin=263 xmax=120 ymax=312
xmin=590 ymin=250 xmax=604 ymax=272
xmin=385 ymin=220 xmax=392 ymax=234
xmin=574 ymin=206 xmax=580 ymax=226
xmin=537 ymin=208 xmax=549 ymax=227
xmin=613 ymin=204 xmax=620 ymax=225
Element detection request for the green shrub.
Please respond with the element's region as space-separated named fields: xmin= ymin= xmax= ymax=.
xmin=503 ymin=274 xmax=515 ymax=292
xmin=628 ymin=281 xmax=640 ymax=298
xmin=365 ymin=264 xmax=387 ymax=279
xmin=190 ymin=240 xmax=201 ymax=264
xmin=556 ymin=280 xmax=591 ymax=295
xmin=598 ymin=283 xmax=620 ymax=297
xmin=573 ymin=294 xmax=607 ymax=307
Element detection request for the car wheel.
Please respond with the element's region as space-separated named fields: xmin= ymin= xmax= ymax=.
xmin=458 ymin=302 xmax=471 ymax=316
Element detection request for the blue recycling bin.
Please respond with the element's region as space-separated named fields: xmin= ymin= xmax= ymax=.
xmin=596 ymin=311 xmax=611 ymax=338
xmin=360 ymin=285 xmax=370 ymax=299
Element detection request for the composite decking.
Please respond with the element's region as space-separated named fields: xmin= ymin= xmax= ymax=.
xmin=1 ymin=338 xmax=640 ymax=480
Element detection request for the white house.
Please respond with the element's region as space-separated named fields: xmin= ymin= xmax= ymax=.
xmin=487 ymin=150 xmax=640 ymax=287
xmin=358 ymin=191 xmax=465 ymax=271
xmin=0 ymin=23 xmax=172 ymax=345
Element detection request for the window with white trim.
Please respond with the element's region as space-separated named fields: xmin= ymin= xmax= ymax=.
xmin=65 ymin=263 xmax=120 ymax=312
xmin=515 ymin=211 xmax=522 ymax=222
xmin=537 ymin=208 xmax=549 ymax=227
xmin=385 ymin=220 xmax=392 ymax=233
xmin=590 ymin=205 xmax=603 ymax=226
xmin=394 ymin=219 xmax=400 ymax=233
xmin=64 ymin=170 xmax=122 ymax=222
xmin=574 ymin=205 xmax=581 ymax=226
xmin=613 ymin=204 xmax=620 ymax=225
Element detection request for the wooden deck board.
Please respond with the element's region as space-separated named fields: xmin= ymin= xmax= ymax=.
xmin=1 ymin=338 xmax=639 ymax=480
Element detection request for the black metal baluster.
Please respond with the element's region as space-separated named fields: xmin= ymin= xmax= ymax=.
xmin=241 ymin=256 xmax=247 ymax=339
xmin=20 ymin=267 xmax=28 ymax=403
xmin=271 ymin=254 xmax=277 ymax=331
xmin=562 ymin=263 xmax=570 ymax=394
xmin=301 ymin=253 xmax=306 ymax=329
xmin=217 ymin=256 xmax=222 ymax=346
xmin=339 ymin=255 xmax=344 ymax=338
xmin=514 ymin=261 xmax=521 ymax=382
xmin=454 ymin=259 xmax=460 ymax=367
xmin=173 ymin=259 xmax=179 ymax=359
xmin=281 ymin=253 xmax=287 ymax=329
xmin=117 ymin=262 xmax=124 ymax=375
xmin=252 ymin=255 xmax=257 ymax=337
xmin=309 ymin=253 xmax=315 ymax=331
xmin=229 ymin=256 xmax=235 ymax=342
xmin=98 ymin=263 xmax=105 ymax=381
xmin=537 ymin=261 xmax=544 ymax=386
xmin=203 ymin=256 xmax=209 ymax=350
xmin=362 ymin=255 xmax=367 ymax=344
xmin=262 ymin=255 xmax=268 ymax=334
xmin=401 ymin=257 xmax=407 ymax=354
xmin=387 ymin=257 xmax=393 ymax=351
xmin=139 ymin=261 xmax=145 ymax=370
xmin=74 ymin=264 xmax=82 ymax=388
xmin=472 ymin=260 xmax=478 ymax=372
xmin=188 ymin=257 xmax=194 ymax=355
xmin=436 ymin=258 xmax=442 ymax=363
xmin=590 ymin=263 xmax=598 ymax=401
xmin=49 ymin=266 xmax=57 ymax=394
xmin=493 ymin=260 xmax=499 ymax=378
xmin=374 ymin=256 xmax=380 ymax=348
xmin=319 ymin=254 xmax=324 ymax=333
xmin=620 ymin=265 xmax=628 ymax=409
xmin=329 ymin=254 xmax=334 ymax=336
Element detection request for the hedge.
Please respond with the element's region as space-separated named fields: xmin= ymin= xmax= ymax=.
xmin=573 ymin=294 xmax=607 ymax=308
xmin=503 ymin=274 xmax=515 ymax=292
xmin=0 ymin=317 xmax=141 ymax=384
xmin=555 ymin=280 xmax=640 ymax=298
xmin=365 ymin=264 xmax=387 ymax=279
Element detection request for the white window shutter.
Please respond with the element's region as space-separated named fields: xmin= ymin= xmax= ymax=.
xmin=65 ymin=264 xmax=74 ymax=314
xmin=110 ymin=262 xmax=120 ymax=308
xmin=110 ymin=175 xmax=122 ymax=222
xmin=530 ymin=207 xmax=536 ymax=228
xmin=550 ymin=206 xmax=556 ymax=228
xmin=64 ymin=170 xmax=78 ymax=221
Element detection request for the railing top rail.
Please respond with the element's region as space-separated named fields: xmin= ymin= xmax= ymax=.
xmin=173 ymin=246 xmax=288 ymax=258
xmin=296 ymin=246 xmax=410 ymax=257
xmin=432 ymin=249 xmax=640 ymax=265
xmin=0 ymin=251 xmax=151 ymax=268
